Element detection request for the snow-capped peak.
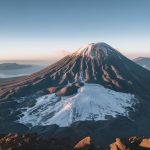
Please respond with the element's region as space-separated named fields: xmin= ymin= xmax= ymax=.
xmin=76 ymin=42 xmax=118 ymax=58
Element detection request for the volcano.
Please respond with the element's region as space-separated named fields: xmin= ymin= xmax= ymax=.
xmin=0 ymin=42 xmax=150 ymax=144
xmin=0 ymin=42 xmax=150 ymax=100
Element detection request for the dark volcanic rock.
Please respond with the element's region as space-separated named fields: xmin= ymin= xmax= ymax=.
xmin=27 ymin=117 xmax=139 ymax=147
xmin=56 ymin=84 xmax=79 ymax=96
xmin=47 ymin=82 xmax=84 ymax=96
xmin=0 ymin=133 xmax=74 ymax=150
xmin=47 ymin=86 xmax=61 ymax=94
xmin=29 ymin=124 xmax=59 ymax=137
xmin=0 ymin=134 xmax=150 ymax=150
xmin=0 ymin=121 xmax=28 ymax=134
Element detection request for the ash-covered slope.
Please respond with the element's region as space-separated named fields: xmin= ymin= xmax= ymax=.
xmin=0 ymin=42 xmax=150 ymax=101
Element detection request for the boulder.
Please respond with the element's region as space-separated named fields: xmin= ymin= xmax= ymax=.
xmin=110 ymin=138 xmax=126 ymax=150
xmin=74 ymin=136 xmax=95 ymax=150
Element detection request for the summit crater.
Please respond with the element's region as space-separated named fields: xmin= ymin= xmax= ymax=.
xmin=75 ymin=42 xmax=121 ymax=59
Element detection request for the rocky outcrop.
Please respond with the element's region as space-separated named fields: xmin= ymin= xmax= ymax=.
xmin=74 ymin=136 xmax=96 ymax=150
xmin=56 ymin=83 xmax=81 ymax=96
xmin=0 ymin=134 xmax=150 ymax=150
xmin=47 ymin=82 xmax=84 ymax=96
xmin=139 ymin=138 xmax=150 ymax=149
xmin=0 ymin=133 xmax=73 ymax=150
xmin=110 ymin=138 xmax=126 ymax=150
xmin=110 ymin=137 xmax=150 ymax=150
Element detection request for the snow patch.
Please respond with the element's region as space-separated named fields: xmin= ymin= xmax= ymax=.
xmin=76 ymin=42 xmax=120 ymax=58
xmin=79 ymin=71 xmax=84 ymax=82
xmin=17 ymin=84 xmax=136 ymax=127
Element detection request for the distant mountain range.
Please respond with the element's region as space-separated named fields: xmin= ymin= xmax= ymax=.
xmin=133 ymin=57 xmax=150 ymax=70
xmin=0 ymin=63 xmax=32 ymax=70
xmin=0 ymin=63 xmax=45 ymax=79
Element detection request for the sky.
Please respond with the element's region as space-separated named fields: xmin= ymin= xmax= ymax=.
xmin=0 ymin=0 xmax=150 ymax=63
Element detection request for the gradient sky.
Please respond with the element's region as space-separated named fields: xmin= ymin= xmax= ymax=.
xmin=0 ymin=0 xmax=150 ymax=62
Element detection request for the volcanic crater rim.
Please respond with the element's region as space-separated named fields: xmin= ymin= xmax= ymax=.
xmin=76 ymin=42 xmax=116 ymax=58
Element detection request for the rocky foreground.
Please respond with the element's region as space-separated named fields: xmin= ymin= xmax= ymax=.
xmin=0 ymin=134 xmax=150 ymax=150
xmin=0 ymin=134 xmax=73 ymax=150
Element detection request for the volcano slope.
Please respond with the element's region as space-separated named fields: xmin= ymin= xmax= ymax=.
xmin=0 ymin=42 xmax=150 ymax=147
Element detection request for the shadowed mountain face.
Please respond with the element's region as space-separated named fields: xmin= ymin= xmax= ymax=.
xmin=0 ymin=42 xmax=150 ymax=101
xmin=133 ymin=57 xmax=150 ymax=70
